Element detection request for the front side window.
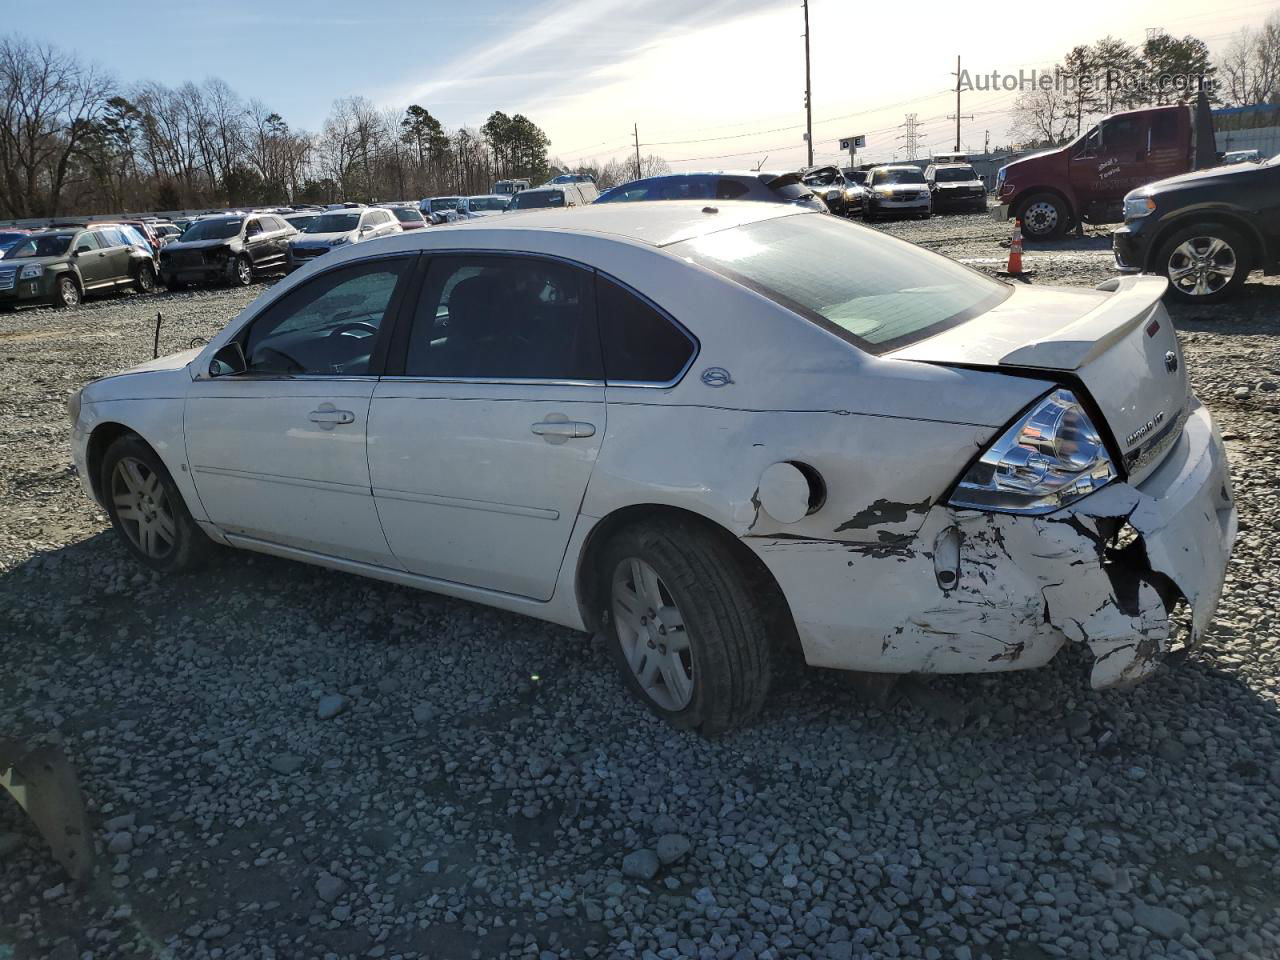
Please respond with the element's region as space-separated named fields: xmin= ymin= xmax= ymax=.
xmin=12 ymin=235 xmax=73 ymax=258
xmin=597 ymin=276 xmax=695 ymax=384
xmin=1103 ymin=117 xmax=1143 ymax=150
xmin=240 ymin=258 xmax=409 ymax=376
xmin=674 ymin=214 xmax=1009 ymax=352
xmin=73 ymin=232 xmax=101 ymax=253
xmin=245 ymin=219 xmax=263 ymax=237
xmin=403 ymin=256 xmax=600 ymax=380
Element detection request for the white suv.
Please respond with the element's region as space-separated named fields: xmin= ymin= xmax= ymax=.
xmin=287 ymin=207 xmax=402 ymax=270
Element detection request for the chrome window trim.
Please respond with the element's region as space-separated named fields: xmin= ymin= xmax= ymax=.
xmin=378 ymin=376 xmax=604 ymax=387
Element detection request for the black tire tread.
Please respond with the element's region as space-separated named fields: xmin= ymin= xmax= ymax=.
xmin=602 ymin=518 xmax=773 ymax=736
xmin=100 ymin=434 xmax=212 ymax=574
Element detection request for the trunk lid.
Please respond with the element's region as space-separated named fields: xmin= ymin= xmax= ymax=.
xmin=890 ymin=276 xmax=1189 ymax=484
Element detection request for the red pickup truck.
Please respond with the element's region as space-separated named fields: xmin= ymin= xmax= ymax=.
xmin=993 ymin=97 xmax=1218 ymax=238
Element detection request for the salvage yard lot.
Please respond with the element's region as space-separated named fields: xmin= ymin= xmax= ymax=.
xmin=2 ymin=213 xmax=1279 ymax=960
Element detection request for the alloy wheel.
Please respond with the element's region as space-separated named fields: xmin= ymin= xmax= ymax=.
xmin=138 ymin=265 xmax=155 ymax=291
xmin=236 ymin=258 xmax=252 ymax=285
xmin=1167 ymin=236 xmax=1237 ymax=297
xmin=111 ymin=456 xmax=177 ymax=559
xmin=611 ymin=557 xmax=694 ymax=711
xmin=60 ymin=279 xmax=80 ymax=307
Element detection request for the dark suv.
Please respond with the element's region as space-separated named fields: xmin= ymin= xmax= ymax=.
xmin=1113 ymin=153 xmax=1280 ymax=303
xmin=924 ymin=163 xmax=987 ymax=213
xmin=159 ymin=214 xmax=294 ymax=288
xmin=0 ymin=225 xmax=157 ymax=309
xmin=594 ymin=172 xmax=826 ymax=211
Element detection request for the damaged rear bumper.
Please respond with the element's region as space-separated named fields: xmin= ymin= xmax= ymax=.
xmin=749 ymin=399 xmax=1236 ymax=687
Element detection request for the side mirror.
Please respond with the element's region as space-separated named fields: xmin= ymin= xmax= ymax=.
xmin=360 ymin=224 xmax=373 ymax=234
xmin=209 ymin=341 xmax=247 ymax=378
xmin=74 ymin=245 xmax=91 ymax=256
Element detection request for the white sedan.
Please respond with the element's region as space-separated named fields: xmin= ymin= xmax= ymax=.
xmin=69 ymin=203 xmax=1236 ymax=734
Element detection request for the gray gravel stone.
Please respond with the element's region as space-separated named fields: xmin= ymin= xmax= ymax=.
xmin=622 ymin=849 xmax=660 ymax=881
xmin=316 ymin=694 xmax=349 ymax=720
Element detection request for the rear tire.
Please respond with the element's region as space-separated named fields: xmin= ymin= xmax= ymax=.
xmin=100 ymin=435 xmax=211 ymax=574
xmin=1017 ymin=192 xmax=1069 ymax=239
xmin=1155 ymin=224 xmax=1250 ymax=304
xmin=600 ymin=519 xmax=773 ymax=736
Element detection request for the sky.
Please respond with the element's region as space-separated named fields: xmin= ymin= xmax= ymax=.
xmin=6 ymin=0 xmax=1277 ymax=172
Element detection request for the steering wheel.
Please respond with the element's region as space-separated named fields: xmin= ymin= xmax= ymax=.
xmin=253 ymin=347 xmax=305 ymax=373
xmin=328 ymin=321 xmax=378 ymax=339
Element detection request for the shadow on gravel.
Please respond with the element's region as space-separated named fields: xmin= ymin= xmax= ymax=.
xmin=3 ymin=530 xmax=1279 ymax=959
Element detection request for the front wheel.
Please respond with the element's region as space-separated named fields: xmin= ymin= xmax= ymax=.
xmin=600 ymin=520 xmax=773 ymax=735
xmin=52 ymin=276 xmax=81 ymax=309
xmin=134 ymin=262 xmax=156 ymax=294
xmin=1155 ymin=225 xmax=1249 ymax=304
xmin=1017 ymin=193 xmax=1070 ymax=239
xmin=101 ymin=435 xmax=211 ymax=574
xmin=229 ymin=255 xmax=253 ymax=287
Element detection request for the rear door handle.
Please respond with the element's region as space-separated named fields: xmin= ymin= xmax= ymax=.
xmin=532 ymin=418 xmax=595 ymax=443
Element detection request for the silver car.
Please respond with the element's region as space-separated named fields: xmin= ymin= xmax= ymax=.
xmin=864 ymin=165 xmax=933 ymax=221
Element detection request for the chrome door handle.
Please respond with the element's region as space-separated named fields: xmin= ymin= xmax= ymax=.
xmin=532 ymin=418 xmax=595 ymax=443
xmin=309 ymin=408 xmax=355 ymax=426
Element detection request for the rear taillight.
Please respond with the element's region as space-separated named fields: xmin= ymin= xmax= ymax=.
xmin=948 ymin=388 xmax=1116 ymax=515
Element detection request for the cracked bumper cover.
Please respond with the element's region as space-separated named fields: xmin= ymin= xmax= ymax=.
xmin=749 ymin=399 xmax=1236 ymax=687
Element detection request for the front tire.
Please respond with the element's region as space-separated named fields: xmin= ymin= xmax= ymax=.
xmin=1017 ymin=193 xmax=1069 ymax=239
xmin=1155 ymin=225 xmax=1249 ymax=304
xmin=134 ymin=262 xmax=156 ymax=294
xmin=52 ymin=276 xmax=81 ymax=309
xmin=230 ymin=255 xmax=253 ymax=287
xmin=600 ymin=520 xmax=773 ymax=736
xmin=101 ymin=435 xmax=210 ymax=574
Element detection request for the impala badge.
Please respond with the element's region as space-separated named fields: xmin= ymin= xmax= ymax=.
xmin=701 ymin=367 xmax=733 ymax=387
xmin=1126 ymin=411 xmax=1165 ymax=448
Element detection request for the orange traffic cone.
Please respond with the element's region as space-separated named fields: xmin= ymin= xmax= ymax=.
xmin=998 ymin=219 xmax=1032 ymax=279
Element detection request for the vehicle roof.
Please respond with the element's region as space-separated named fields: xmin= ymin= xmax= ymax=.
xmin=869 ymin=164 xmax=923 ymax=171
xmin=929 ymin=162 xmax=976 ymax=169
xmin=466 ymin=194 xmax=507 ymax=200
xmin=441 ymin=199 xmax=806 ymax=247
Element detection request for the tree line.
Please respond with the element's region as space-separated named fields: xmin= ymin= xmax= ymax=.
xmin=1009 ymin=15 xmax=1280 ymax=147
xmin=0 ymin=34 xmax=569 ymax=218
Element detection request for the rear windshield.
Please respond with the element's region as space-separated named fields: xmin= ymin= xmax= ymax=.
xmin=509 ymin=190 xmax=564 ymax=209
xmin=429 ymin=198 xmax=460 ymax=212
xmin=391 ymin=207 xmax=424 ymax=222
xmin=182 ymin=219 xmax=242 ymax=241
xmin=934 ymin=166 xmax=978 ymax=182
xmin=672 ymin=214 xmax=1009 ymax=352
xmin=467 ymin=197 xmax=508 ymax=211
xmin=871 ymin=168 xmax=926 ymax=185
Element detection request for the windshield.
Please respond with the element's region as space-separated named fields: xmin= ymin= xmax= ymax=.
xmin=305 ymin=213 xmax=360 ymax=233
xmin=286 ymin=215 xmax=319 ymax=230
xmin=429 ymin=198 xmax=460 ymax=213
xmin=804 ymin=170 xmax=839 ymax=186
xmin=10 ymin=235 xmax=71 ymax=258
xmin=672 ymin=214 xmax=1008 ymax=352
xmin=934 ymin=167 xmax=977 ymax=182
xmin=509 ymin=190 xmax=564 ymax=209
xmin=843 ymin=170 xmax=867 ymax=185
xmin=871 ymin=168 xmax=926 ymax=186
xmin=467 ymin=197 xmax=508 ymax=211
xmin=181 ymin=219 xmax=243 ymax=241
xmin=0 ymin=232 xmax=27 ymax=248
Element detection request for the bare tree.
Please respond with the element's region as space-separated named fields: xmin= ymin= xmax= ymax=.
xmin=1009 ymin=70 xmax=1075 ymax=147
xmin=1218 ymin=13 xmax=1280 ymax=106
xmin=0 ymin=36 xmax=111 ymax=217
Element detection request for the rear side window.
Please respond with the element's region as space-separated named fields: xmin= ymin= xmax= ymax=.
xmin=596 ymin=276 xmax=695 ymax=384
xmin=715 ymin=179 xmax=749 ymax=200
xmin=1151 ymin=112 xmax=1178 ymax=145
xmin=404 ymin=256 xmax=601 ymax=380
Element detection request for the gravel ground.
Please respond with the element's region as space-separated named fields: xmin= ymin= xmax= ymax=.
xmin=2 ymin=216 xmax=1279 ymax=960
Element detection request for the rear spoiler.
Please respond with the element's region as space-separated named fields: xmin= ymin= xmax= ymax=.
xmin=1001 ymin=276 xmax=1168 ymax=371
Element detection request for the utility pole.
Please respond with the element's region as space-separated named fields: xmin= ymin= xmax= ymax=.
xmin=984 ymin=129 xmax=990 ymax=155
xmin=802 ymin=0 xmax=813 ymax=167
xmin=948 ymin=55 xmax=974 ymax=154
xmin=633 ymin=123 xmax=642 ymax=181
